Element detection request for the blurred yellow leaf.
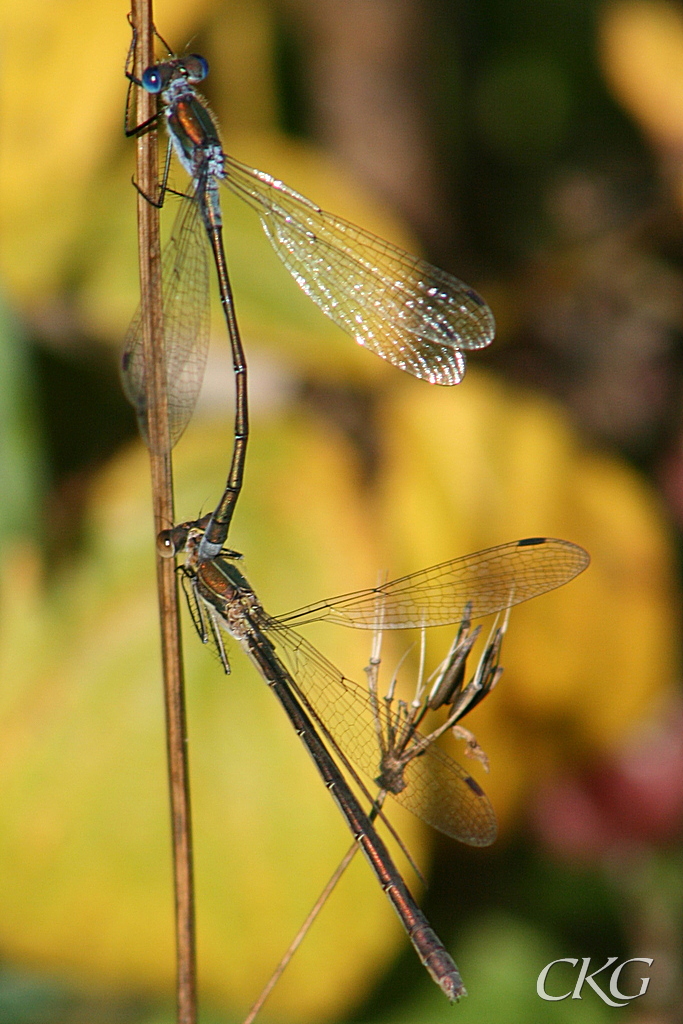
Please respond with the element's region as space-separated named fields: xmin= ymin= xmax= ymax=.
xmin=0 ymin=410 xmax=428 ymax=1020
xmin=0 ymin=358 xmax=678 ymax=1014
xmin=373 ymin=371 xmax=679 ymax=829
xmin=600 ymin=0 xmax=683 ymax=145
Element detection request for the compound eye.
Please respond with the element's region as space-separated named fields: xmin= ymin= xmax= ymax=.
xmin=157 ymin=530 xmax=176 ymax=557
xmin=185 ymin=54 xmax=209 ymax=82
xmin=141 ymin=66 xmax=163 ymax=93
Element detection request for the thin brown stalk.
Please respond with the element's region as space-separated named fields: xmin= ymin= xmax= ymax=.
xmin=128 ymin=3 xmax=197 ymax=1022
xmin=241 ymin=791 xmax=387 ymax=1024
xmin=242 ymin=838 xmax=361 ymax=1024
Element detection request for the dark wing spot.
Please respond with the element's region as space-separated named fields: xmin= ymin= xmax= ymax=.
xmin=464 ymin=775 xmax=485 ymax=797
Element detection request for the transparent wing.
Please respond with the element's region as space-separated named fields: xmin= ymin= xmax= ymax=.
xmin=222 ymin=155 xmax=495 ymax=385
xmin=264 ymin=622 xmax=497 ymax=846
xmin=277 ymin=538 xmax=590 ymax=630
xmin=121 ymin=194 xmax=210 ymax=451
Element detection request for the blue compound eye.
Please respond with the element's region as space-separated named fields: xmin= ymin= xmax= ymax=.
xmin=184 ymin=54 xmax=209 ymax=82
xmin=141 ymin=66 xmax=163 ymax=93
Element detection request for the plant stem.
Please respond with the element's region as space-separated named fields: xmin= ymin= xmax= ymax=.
xmin=128 ymin=3 xmax=197 ymax=1021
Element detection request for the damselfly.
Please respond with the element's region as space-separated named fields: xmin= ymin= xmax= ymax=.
xmin=158 ymin=528 xmax=589 ymax=994
xmin=123 ymin=43 xmax=495 ymax=558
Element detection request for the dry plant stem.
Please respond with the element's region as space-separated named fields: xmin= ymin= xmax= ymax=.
xmin=129 ymin=2 xmax=197 ymax=1022
xmin=242 ymin=798 xmax=386 ymax=1024
xmin=241 ymin=843 xmax=357 ymax=1024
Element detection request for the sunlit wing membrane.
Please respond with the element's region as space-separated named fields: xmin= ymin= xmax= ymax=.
xmin=267 ymin=623 xmax=497 ymax=845
xmin=223 ymin=156 xmax=495 ymax=385
xmin=121 ymin=194 xmax=211 ymax=451
xmin=277 ymin=538 xmax=590 ymax=629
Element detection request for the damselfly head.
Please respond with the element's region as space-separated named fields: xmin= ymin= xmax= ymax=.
xmin=157 ymin=524 xmax=189 ymax=557
xmin=182 ymin=55 xmax=209 ymax=82
xmin=141 ymin=54 xmax=209 ymax=94
xmin=157 ymin=530 xmax=177 ymax=557
xmin=141 ymin=64 xmax=168 ymax=93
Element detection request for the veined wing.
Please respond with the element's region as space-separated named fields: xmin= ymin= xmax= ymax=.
xmin=276 ymin=538 xmax=589 ymax=630
xmin=264 ymin=620 xmax=497 ymax=846
xmin=121 ymin=194 xmax=210 ymax=452
xmin=222 ymin=154 xmax=495 ymax=385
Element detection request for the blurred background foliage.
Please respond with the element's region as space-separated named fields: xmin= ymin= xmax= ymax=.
xmin=1 ymin=0 xmax=683 ymax=1022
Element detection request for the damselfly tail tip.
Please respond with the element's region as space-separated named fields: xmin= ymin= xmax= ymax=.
xmin=441 ymin=973 xmax=466 ymax=1002
xmin=419 ymin=930 xmax=466 ymax=1001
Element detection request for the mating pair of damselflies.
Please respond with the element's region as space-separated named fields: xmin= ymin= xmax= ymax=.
xmin=123 ymin=35 xmax=589 ymax=1003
